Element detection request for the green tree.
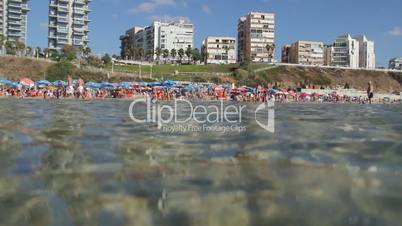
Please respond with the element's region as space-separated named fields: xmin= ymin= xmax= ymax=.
xmin=83 ymin=47 xmax=91 ymax=58
xmin=15 ymin=39 xmax=25 ymax=56
xmin=178 ymin=48 xmax=185 ymax=64
xmin=170 ymin=49 xmax=177 ymax=62
xmin=26 ymin=46 xmax=33 ymax=56
xmin=138 ymin=48 xmax=145 ymax=61
xmin=145 ymin=49 xmax=154 ymax=61
xmin=102 ymin=53 xmax=112 ymax=65
xmin=266 ymin=43 xmax=276 ymax=63
xmin=155 ymin=47 xmax=162 ymax=64
xmin=162 ymin=49 xmax=169 ymax=63
xmin=35 ymin=47 xmax=42 ymax=58
xmin=46 ymin=61 xmax=76 ymax=81
xmin=191 ymin=48 xmax=201 ymax=64
xmin=185 ymin=46 xmax=192 ymax=63
xmin=5 ymin=41 xmax=16 ymax=55
xmin=62 ymin=44 xmax=78 ymax=61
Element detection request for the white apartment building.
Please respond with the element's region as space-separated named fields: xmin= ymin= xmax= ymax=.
xmin=48 ymin=0 xmax=91 ymax=50
xmin=120 ymin=19 xmax=194 ymax=61
xmin=0 ymin=0 xmax=30 ymax=45
xmin=287 ymin=41 xmax=324 ymax=65
xmin=354 ymin=35 xmax=375 ymax=69
xmin=202 ymin=36 xmax=236 ymax=64
xmin=332 ymin=34 xmax=359 ymax=68
xmin=389 ymin=57 xmax=402 ymax=70
xmin=238 ymin=12 xmax=275 ymax=63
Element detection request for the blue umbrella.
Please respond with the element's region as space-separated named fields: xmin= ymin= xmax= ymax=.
xmin=100 ymin=82 xmax=116 ymax=90
xmin=52 ymin=80 xmax=67 ymax=86
xmin=139 ymin=82 xmax=148 ymax=87
xmin=0 ymin=79 xmax=12 ymax=85
xmin=85 ymin=82 xmax=101 ymax=89
xmin=35 ymin=80 xmax=51 ymax=86
xmin=150 ymin=82 xmax=162 ymax=87
xmin=184 ymin=85 xmax=195 ymax=91
xmin=118 ymin=82 xmax=132 ymax=89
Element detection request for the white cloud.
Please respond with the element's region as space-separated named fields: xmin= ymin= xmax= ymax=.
xmin=149 ymin=15 xmax=191 ymax=23
xmin=388 ymin=26 xmax=402 ymax=36
xmin=201 ymin=5 xmax=212 ymax=14
xmin=130 ymin=0 xmax=177 ymax=13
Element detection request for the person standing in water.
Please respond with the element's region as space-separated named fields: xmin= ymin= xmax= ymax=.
xmin=367 ymin=81 xmax=374 ymax=104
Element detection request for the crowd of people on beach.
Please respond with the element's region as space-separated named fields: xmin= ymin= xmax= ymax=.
xmin=0 ymin=76 xmax=400 ymax=104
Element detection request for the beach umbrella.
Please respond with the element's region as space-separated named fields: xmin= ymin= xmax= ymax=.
xmin=35 ymin=80 xmax=51 ymax=86
xmin=19 ymin=78 xmax=35 ymax=87
xmin=131 ymin=83 xmax=141 ymax=88
xmin=139 ymin=82 xmax=148 ymax=87
xmin=52 ymin=80 xmax=67 ymax=86
xmin=267 ymin=88 xmax=279 ymax=94
xmin=119 ymin=82 xmax=132 ymax=89
xmin=85 ymin=82 xmax=101 ymax=89
xmin=150 ymin=81 xmax=162 ymax=87
xmin=184 ymin=85 xmax=195 ymax=91
xmin=100 ymin=82 xmax=116 ymax=90
xmin=214 ymin=85 xmax=224 ymax=91
xmin=0 ymin=79 xmax=12 ymax=85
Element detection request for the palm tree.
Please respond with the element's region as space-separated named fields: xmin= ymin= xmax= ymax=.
xmin=162 ymin=49 xmax=169 ymax=64
xmin=15 ymin=39 xmax=25 ymax=56
xmin=178 ymin=48 xmax=185 ymax=64
xmin=128 ymin=46 xmax=136 ymax=60
xmin=266 ymin=43 xmax=276 ymax=63
xmin=35 ymin=47 xmax=42 ymax=58
xmin=43 ymin=48 xmax=51 ymax=59
xmin=26 ymin=46 xmax=33 ymax=56
xmin=145 ymin=49 xmax=154 ymax=62
xmin=185 ymin=46 xmax=192 ymax=63
xmin=170 ymin=49 xmax=177 ymax=63
xmin=83 ymin=46 xmax=91 ymax=58
xmin=138 ymin=48 xmax=145 ymax=61
xmin=155 ymin=47 xmax=162 ymax=64
xmin=5 ymin=41 xmax=16 ymax=55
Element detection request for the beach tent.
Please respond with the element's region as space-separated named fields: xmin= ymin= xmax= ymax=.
xmin=19 ymin=78 xmax=35 ymax=87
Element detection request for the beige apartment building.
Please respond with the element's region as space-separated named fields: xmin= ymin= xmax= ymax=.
xmin=323 ymin=45 xmax=334 ymax=66
xmin=238 ymin=12 xmax=275 ymax=63
xmin=284 ymin=41 xmax=324 ymax=65
xmin=202 ymin=36 xmax=236 ymax=64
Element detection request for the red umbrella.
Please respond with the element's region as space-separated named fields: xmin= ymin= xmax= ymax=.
xmin=132 ymin=83 xmax=140 ymax=88
xmin=19 ymin=78 xmax=34 ymax=87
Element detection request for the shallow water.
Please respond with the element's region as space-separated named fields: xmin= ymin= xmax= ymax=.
xmin=1 ymin=99 xmax=402 ymax=226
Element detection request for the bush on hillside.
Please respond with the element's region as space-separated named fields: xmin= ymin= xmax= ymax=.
xmin=46 ymin=61 xmax=76 ymax=81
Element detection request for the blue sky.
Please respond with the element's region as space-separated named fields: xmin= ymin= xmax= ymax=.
xmin=28 ymin=0 xmax=402 ymax=67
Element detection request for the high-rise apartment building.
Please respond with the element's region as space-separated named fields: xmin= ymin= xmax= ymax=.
xmin=202 ymin=36 xmax=236 ymax=64
xmin=332 ymin=34 xmax=359 ymax=68
xmin=120 ymin=20 xmax=194 ymax=61
xmin=281 ymin=45 xmax=291 ymax=63
xmin=284 ymin=41 xmax=324 ymax=65
xmin=238 ymin=12 xmax=275 ymax=63
xmin=389 ymin=57 xmax=402 ymax=70
xmin=0 ymin=0 xmax=30 ymax=45
xmin=354 ymin=35 xmax=375 ymax=69
xmin=323 ymin=45 xmax=334 ymax=66
xmin=48 ymin=0 xmax=91 ymax=50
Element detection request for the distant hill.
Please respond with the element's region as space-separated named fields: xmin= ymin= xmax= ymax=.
xmin=1 ymin=56 xmax=401 ymax=92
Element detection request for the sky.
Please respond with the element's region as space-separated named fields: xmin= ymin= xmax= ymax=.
xmin=28 ymin=0 xmax=402 ymax=67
